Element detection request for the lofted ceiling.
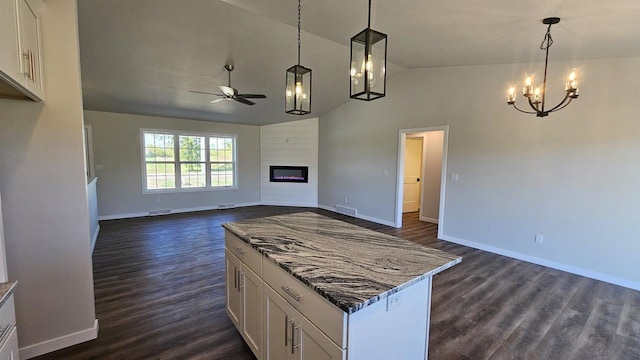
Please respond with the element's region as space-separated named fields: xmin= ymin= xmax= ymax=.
xmin=77 ymin=0 xmax=640 ymax=125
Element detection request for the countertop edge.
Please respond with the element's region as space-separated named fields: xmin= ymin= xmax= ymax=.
xmin=0 ymin=281 xmax=18 ymax=309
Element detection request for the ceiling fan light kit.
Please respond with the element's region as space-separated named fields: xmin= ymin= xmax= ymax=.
xmin=350 ymin=0 xmax=387 ymax=101
xmin=285 ymin=0 xmax=312 ymax=115
xmin=507 ymin=17 xmax=579 ymax=117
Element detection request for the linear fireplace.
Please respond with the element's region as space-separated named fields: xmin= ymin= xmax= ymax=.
xmin=269 ymin=166 xmax=308 ymax=183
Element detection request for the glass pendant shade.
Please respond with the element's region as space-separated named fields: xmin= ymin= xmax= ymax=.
xmin=350 ymin=27 xmax=387 ymax=100
xmin=285 ymin=64 xmax=312 ymax=115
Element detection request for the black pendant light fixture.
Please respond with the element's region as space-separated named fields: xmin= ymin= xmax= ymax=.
xmin=507 ymin=17 xmax=579 ymax=117
xmin=285 ymin=0 xmax=311 ymax=115
xmin=350 ymin=0 xmax=387 ymax=101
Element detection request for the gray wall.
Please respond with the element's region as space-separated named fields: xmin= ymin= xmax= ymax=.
xmin=83 ymin=110 xmax=261 ymax=218
xmin=319 ymin=56 xmax=640 ymax=289
xmin=0 ymin=0 xmax=97 ymax=356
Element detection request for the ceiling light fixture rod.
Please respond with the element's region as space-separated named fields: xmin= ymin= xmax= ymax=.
xmin=297 ymin=0 xmax=301 ymax=66
xmin=507 ymin=17 xmax=579 ymax=117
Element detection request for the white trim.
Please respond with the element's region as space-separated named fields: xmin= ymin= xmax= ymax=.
xmin=90 ymin=224 xmax=100 ymax=254
xmin=419 ymin=216 xmax=438 ymax=224
xmin=261 ymin=201 xmax=318 ymax=208
xmin=20 ymin=319 xmax=98 ymax=359
xmin=396 ymin=126 xmax=449 ymax=231
xmin=439 ymin=234 xmax=640 ymax=292
xmin=318 ymin=205 xmax=397 ymax=228
xmin=97 ymin=202 xmax=261 ymax=221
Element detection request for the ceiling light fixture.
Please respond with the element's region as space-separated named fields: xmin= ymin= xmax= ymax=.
xmin=507 ymin=17 xmax=579 ymax=117
xmin=285 ymin=0 xmax=311 ymax=115
xmin=350 ymin=0 xmax=387 ymax=101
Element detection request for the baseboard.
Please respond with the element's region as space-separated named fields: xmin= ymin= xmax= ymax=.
xmin=419 ymin=216 xmax=438 ymax=224
xmin=318 ymin=205 xmax=397 ymax=228
xmin=260 ymin=201 xmax=318 ymax=208
xmin=20 ymin=319 xmax=98 ymax=359
xmin=439 ymin=234 xmax=640 ymax=292
xmin=98 ymin=202 xmax=261 ymax=221
xmin=90 ymin=224 xmax=100 ymax=254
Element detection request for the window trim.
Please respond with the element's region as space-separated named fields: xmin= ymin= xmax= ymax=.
xmin=140 ymin=128 xmax=238 ymax=194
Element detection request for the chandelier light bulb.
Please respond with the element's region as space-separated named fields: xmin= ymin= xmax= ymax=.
xmin=507 ymin=86 xmax=516 ymax=104
xmin=523 ymin=75 xmax=534 ymax=97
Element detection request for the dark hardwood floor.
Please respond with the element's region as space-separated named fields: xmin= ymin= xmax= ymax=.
xmin=34 ymin=206 xmax=640 ymax=359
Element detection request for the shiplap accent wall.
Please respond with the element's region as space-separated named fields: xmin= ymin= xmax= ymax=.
xmin=260 ymin=118 xmax=318 ymax=207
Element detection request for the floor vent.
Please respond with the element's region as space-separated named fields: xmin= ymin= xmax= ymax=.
xmin=217 ymin=203 xmax=236 ymax=209
xmin=335 ymin=205 xmax=357 ymax=217
xmin=149 ymin=209 xmax=171 ymax=216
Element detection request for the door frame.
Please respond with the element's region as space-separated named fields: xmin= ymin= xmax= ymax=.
xmin=395 ymin=125 xmax=449 ymax=237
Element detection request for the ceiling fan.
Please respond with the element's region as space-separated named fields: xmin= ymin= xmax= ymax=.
xmin=190 ymin=65 xmax=267 ymax=105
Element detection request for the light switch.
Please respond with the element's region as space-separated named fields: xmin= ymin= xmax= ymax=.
xmin=450 ymin=173 xmax=459 ymax=182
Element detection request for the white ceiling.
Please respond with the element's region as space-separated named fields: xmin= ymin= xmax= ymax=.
xmin=77 ymin=0 xmax=640 ymax=125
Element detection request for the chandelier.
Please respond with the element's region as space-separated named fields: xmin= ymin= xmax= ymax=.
xmin=285 ymin=0 xmax=311 ymax=115
xmin=507 ymin=17 xmax=579 ymax=117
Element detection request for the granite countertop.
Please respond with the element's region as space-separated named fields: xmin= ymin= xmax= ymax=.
xmin=222 ymin=212 xmax=461 ymax=314
xmin=0 ymin=281 xmax=17 ymax=308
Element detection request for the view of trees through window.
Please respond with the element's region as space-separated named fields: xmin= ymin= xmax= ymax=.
xmin=143 ymin=130 xmax=236 ymax=191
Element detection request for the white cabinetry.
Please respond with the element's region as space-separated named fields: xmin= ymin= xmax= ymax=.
xmin=264 ymin=285 xmax=343 ymax=360
xmin=225 ymin=236 xmax=262 ymax=359
xmin=0 ymin=295 xmax=18 ymax=360
xmin=0 ymin=0 xmax=44 ymax=101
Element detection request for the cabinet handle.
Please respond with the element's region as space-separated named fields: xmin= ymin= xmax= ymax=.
xmin=30 ymin=50 xmax=36 ymax=81
xmin=233 ymin=267 xmax=237 ymax=289
xmin=237 ymin=270 xmax=241 ymax=292
xmin=22 ymin=51 xmax=31 ymax=79
xmin=284 ymin=316 xmax=290 ymax=346
xmin=234 ymin=246 xmax=245 ymax=254
xmin=239 ymin=272 xmax=244 ymax=290
xmin=0 ymin=323 xmax=12 ymax=344
xmin=291 ymin=322 xmax=300 ymax=354
xmin=281 ymin=286 xmax=301 ymax=301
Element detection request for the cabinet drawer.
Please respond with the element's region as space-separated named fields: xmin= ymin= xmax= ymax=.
xmin=225 ymin=232 xmax=261 ymax=276
xmin=262 ymin=258 xmax=346 ymax=348
xmin=0 ymin=295 xmax=15 ymax=331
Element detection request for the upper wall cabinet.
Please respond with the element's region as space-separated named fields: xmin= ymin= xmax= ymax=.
xmin=0 ymin=0 xmax=44 ymax=101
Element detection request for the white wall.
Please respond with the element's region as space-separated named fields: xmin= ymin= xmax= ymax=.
xmin=0 ymin=193 xmax=7 ymax=282
xmin=260 ymin=118 xmax=318 ymax=207
xmin=0 ymin=1 xmax=98 ymax=357
xmin=83 ymin=110 xmax=261 ymax=219
xmin=319 ymin=56 xmax=640 ymax=290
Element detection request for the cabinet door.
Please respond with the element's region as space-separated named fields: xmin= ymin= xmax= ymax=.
xmin=225 ymin=250 xmax=242 ymax=329
xmin=0 ymin=326 xmax=18 ymax=360
xmin=296 ymin=313 xmax=344 ymax=360
xmin=0 ymin=0 xmax=20 ymax=82
xmin=264 ymin=286 xmax=292 ymax=360
xmin=241 ymin=267 xmax=262 ymax=358
xmin=16 ymin=0 xmax=43 ymax=99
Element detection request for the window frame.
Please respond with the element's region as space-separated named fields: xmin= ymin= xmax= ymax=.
xmin=140 ymin=128 xmax=238 ymax=194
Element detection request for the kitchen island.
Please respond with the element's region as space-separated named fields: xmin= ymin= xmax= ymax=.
xmin=222 ymin=212 xmax=460 ymax=360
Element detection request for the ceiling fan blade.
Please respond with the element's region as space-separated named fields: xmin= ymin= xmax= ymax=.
xmin=219 ymin=85 xmax=236 ymax=97
xmin=210 ymin=98 xmax=226 ymax=104
xmin=190 ymin=90 xmax=221 ymax=96
xmin=237 ymin=94 xmax=267 ymax=99
xmin=234 ymin=97 xmax=255 ymax=106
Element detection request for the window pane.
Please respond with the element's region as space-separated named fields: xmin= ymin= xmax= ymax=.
xmin=146 ymin=163 xmax=175 ymax=190
xmin=180 ymin=163 xmax=206 ymax=188
xmin=209 ymin=136 xmax=234 ymax=162
xmin=211 ymin=163 xmax=234 ymax=187
xmin=179 ymin=136 xmax=205 ymax=162
xmin=145 ymin=132 xmax=174 ymax=161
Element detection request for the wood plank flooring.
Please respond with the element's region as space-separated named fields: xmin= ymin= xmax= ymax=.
xmin=33 ymin=206 xmax=640 ymax=359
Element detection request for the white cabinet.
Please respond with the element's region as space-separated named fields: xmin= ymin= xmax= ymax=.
xmin=225 ymin=250 xmax=262 ymax=359
xmin=264 ymin=285 xmax=344 ymax=360
xmin=0 ymin=294 xmax=18 ymax=360
xmin=0 ymin=0 xmax=44 ymax=101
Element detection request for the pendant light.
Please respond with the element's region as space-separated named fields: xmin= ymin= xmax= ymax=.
xmin=350 ymin=0 xmax=387 ymax=101
xmin=285 ymin=0 xmax=311 ymax=115
xmin=507 ymin=17 xmax=579 ymax=117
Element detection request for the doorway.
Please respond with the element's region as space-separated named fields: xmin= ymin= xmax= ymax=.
xmin=395 ymin=126 xmax=448 ymax=233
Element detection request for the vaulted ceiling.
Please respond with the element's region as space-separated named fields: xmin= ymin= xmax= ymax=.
xmin=78 ymin=0 xmax=640 ymax=125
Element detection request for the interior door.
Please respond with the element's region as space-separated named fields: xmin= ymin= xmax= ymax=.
xmin=403 ymin=137 xmax=423 ymax=213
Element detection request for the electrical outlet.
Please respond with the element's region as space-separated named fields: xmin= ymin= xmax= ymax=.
xmin=344 ymin=197 xmax=348 ymax=204
xmin=535 ymin=234 xmax=544 ymax=244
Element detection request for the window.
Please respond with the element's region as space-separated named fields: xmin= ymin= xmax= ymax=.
xmin=142 ymin=129 xmax=237 ymax=192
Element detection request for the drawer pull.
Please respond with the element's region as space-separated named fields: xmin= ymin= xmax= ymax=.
xmin=281 ymin=286 xmax=301 ymax=301
xmin=291 ymin=322 xmax=300 ymax=354
xmin=0 ymin=323 xmax=12 ymax=344
xmin=284 ymin=316 xmax=291 ymax=346
xmin=233 ymin=246 xmax=246 ymax=254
